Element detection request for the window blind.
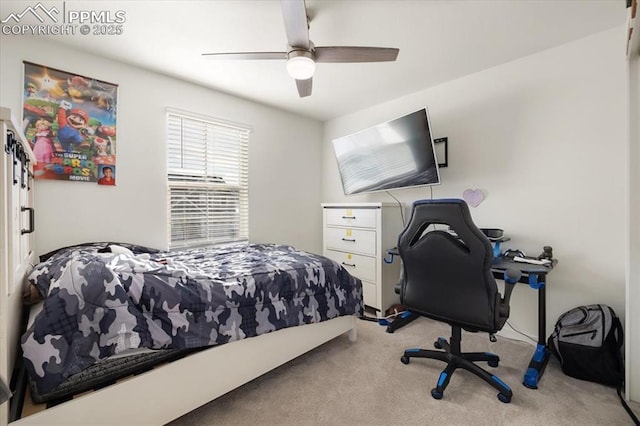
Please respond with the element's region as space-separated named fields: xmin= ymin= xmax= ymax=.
xmin=167 ymin=110 xmax=249 ymax=249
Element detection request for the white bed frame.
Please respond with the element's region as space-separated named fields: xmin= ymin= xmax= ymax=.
xmin=0 ymin=107 xmax=358 ymax=425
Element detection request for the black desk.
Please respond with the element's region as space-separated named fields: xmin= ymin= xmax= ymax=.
xmin=491 ymin=256 xmax=556 ymax=389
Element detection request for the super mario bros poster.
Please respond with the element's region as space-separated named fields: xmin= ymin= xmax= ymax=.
xmin=22 ymin=61 xmax=118 ymax=185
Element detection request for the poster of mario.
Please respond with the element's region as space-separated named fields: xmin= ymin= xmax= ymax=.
xmin=22 ymin=61 xmax=118 ymax=185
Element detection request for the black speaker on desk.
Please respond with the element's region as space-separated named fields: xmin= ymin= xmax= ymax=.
xmin=480 ymin=228 xmax=503 ymax=240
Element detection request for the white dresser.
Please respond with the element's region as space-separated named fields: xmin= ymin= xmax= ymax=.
xmin=322 ymin=202 xmax=404 ymax=313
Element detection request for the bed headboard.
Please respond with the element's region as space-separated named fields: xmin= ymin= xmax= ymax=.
xmin=1 ymin=107 xmax=37 ymax=425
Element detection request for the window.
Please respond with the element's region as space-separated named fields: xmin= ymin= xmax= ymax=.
xmin=167 ymin=109 xmax=249 ymax=249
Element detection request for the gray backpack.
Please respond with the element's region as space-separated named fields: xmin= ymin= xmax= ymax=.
xmin=548 ymin=304 xmax=623 ymax=387
xmin=548 ymin=304 xmax=639 ymax=424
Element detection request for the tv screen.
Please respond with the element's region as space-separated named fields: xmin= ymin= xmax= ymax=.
xmin=332 ymin=108 xmax=440 ymax=195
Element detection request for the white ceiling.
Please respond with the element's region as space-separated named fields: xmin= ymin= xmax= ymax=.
xmin=3 ymin=0 xmax=627 ymax=121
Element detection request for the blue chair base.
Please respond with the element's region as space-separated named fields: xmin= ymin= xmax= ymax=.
xmin=400 ymin=325 xmax=513 ymax=403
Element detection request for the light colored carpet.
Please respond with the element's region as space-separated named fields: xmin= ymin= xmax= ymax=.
xmin=168 ymin=316 xmax=639 ymax=425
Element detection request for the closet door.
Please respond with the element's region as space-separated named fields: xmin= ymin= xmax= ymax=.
xmin=3 ymin=118 xmax=35 ymax=297
xmin=0 ymin=107 xmax=36 ymax=426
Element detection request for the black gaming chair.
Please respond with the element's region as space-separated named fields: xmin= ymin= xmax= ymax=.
xmin=397 ymin=199 xmax=517 ymax=403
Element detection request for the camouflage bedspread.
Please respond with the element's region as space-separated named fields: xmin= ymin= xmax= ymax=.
xmin=22 ymin=242 xmax=363 ymax=396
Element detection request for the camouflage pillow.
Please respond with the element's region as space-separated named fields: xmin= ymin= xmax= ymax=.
xmin=39 ymin=242 xmax=160 ymax=262
xmin=28 ymin=242 xmax=161 ymax=299
xmin=27 ymin=245 xmax=81 ymax=299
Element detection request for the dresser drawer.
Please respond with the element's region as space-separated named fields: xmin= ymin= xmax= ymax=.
xmin=325 ymin=208 xmax=377 ymax=229
xmin=324 ymin=249 xmax=376 ymax=282
xmin=325 ymin=227 xmax=376 ymax=256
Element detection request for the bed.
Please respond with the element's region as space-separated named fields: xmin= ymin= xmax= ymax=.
xmin=1 ymin=107 xmax=361 ymax=425
xmin=14 ymin=242 xmax=362 ymax=425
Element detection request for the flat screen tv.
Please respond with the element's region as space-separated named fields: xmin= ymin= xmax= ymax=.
xmin=332 ymin=108 xmax=440 ymax=195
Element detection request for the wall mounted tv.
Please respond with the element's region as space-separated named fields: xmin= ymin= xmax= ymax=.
xmin=332 ymin=108 xmax=440 ymax=195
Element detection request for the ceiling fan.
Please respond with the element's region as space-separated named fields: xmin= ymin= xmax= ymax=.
xmin=202 ymin=0 xmax=399 ymax=98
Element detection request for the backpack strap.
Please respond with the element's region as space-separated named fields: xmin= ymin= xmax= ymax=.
xmin=608 ymin=308 xmax=639 ymax=425
xmin=616 ymin=385 xmax=639 ymax=425
xmin=610 ymin=308 xmax=624 ymax=380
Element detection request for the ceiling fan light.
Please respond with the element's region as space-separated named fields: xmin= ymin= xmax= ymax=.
xmin=286 ymin=53 xmax=315 ymax=80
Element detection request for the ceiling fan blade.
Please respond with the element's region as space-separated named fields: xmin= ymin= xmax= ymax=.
xmin=281 ymin=0 xmax=310 ymax=49
xmin=315 ymin=47 xmax=399 ymax=63
xmin=295 ymin=78 xmax=312 ymax=97
xmin=202 ymin=52 xmax=286 ymax=60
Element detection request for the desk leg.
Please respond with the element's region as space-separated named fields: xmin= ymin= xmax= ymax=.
xmin=523 ymin=280 xmax=551 ymax=389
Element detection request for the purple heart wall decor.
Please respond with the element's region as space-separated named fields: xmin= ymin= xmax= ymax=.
xmin=463 ymin=189 xmax=485 ymax=207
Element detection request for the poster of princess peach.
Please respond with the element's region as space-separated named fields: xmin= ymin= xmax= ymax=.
xmin=22 ymin=61 xmax=118 ymax=185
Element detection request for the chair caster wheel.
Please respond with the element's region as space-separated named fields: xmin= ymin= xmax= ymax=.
xmin=497 ymin=393 xmax=511 ymax=403
xmin=434 ymin=341 xmax=442 ymax=349
xmin=400 ymin=356 xmax=410 ymax=364
xmin=488 ymin=359 xmax=499 ymax=368
xmin=431 ymin=388 xmax=443 ymax=400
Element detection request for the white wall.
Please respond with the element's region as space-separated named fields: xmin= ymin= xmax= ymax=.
xmin=0 ymin=37 xmax=324 ymax=255
xmin=323 ymin=27 xmax=627 ymax=341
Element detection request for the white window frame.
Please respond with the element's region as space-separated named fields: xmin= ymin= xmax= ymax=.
xmin=166 ymin=108 xmax=249 ymax=249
